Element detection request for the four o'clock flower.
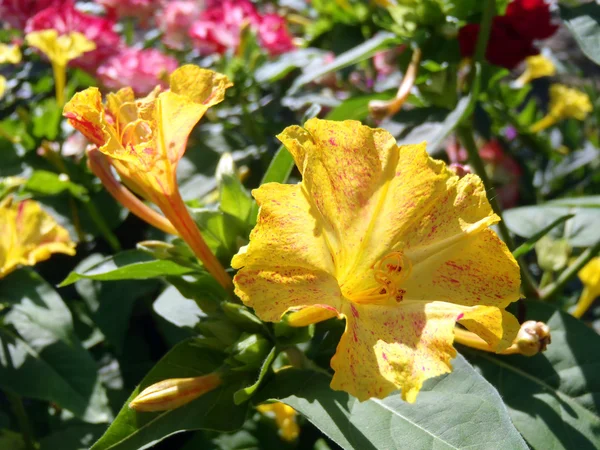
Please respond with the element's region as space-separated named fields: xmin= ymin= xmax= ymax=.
xmin=530 ymin=84 xmax=593 ymax=133
xmin=571 ymin=258 xmax=600 ymax=319
xmin=514 ymin=54 xmax=556 ymax=87
xmin=232 ymin=119 xmax=522 ymax=402
xmin=0 ymin=198 xmax=76 ymax=278
xmin=63 ymin=65 xmax=233 ymax=289
xmin=25 ymin=29 xmax=96 ymax=106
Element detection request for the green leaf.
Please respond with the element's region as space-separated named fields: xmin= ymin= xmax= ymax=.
xmin=561 ymin=3 xmax=600 ymax=66
xmin=234 ymin=346 xmax=277 ymax=405
xmin=60 ymin=250 xmax=195 ymax=286
xmin=91 ymin=339 xmax=247 ymax=450
xmin=0 ymin=270 xmax=112 ymax=423
xmin=462 ymin=301 xmax=600 ymax=450
xmin=40 ymin=424 xmax=107 ymax=450
xmin=325 ymin=93 xmax=390 ymax=122
xmin=254 ymin=355 xmax=527 ymax=450
xmin=288 ymin=32 xmax=400 ymax=95
xmin=192 ymin=209 xmax=247 ymax=262
xmin=512 ymin=214 xmax=575 ymax=258
xmin=153 ymin=285 xmax=207 ymax=329
xmin=24 ymin=170 xmax=89 ymax=200
xmin=219 ymin=174 xmax=253 ymax=224
xmin=504 ymin=198 xmax=600 ymax=247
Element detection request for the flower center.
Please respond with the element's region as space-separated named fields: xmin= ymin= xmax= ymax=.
xmin=346 ymin=251 xmax=412 ymax=305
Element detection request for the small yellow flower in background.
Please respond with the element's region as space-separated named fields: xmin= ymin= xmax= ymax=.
xmin=0 ymin=43 xmax=22 ymax=64
xmin=64 ymin=65 xmax=233 ymax=289
xmin=0 ymin=43 xmax=22 ymax=99
xmin=233 ymin=118 xmax=521 ymax=403
xmin=0 ymin=198 xmax=76 ymax=278
xmin=129 ymin=373 xmax=222 ymax=412
xmin=25 ymin=30 xmax=96 ymax=106
xmin=257 ymin=402 xmax=300 ymax=442
xmin=571 ymin=257 xmax=600 ymax=319
xmin=514 ymin=55 xmax=555 ymax=87
xmin=530 ymin=84 xmax=592 ymax=133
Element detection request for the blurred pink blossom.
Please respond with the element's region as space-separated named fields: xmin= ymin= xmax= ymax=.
xmin=25 ymin=0 xmax=122 ymax=73
xmin=97 ymin=47 xmax=178 ymax=95
xmin=158 ymin=1 xmax=203 ymax=50
xmin=0 ymin=0 xmax=64 ymax=29
xmin=189 ymin=0 xmax=293 ymax=56
xmin=257 ymin=13 xmax=294 ymax=56
xmin=96 ymin=0 xmax=160 ymax=21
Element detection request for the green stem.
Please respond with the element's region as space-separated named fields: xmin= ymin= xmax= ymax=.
xmin=457 ymin=127 xmax=539 ymax=298
xmin=540 ymin=239 xmax=600 ymax=301
xmin=473 ymin=0 xmax=496 ymax=64
xmin=6 ymin=391 xmax=36 ymax=450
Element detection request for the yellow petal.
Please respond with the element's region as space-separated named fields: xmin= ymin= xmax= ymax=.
xmin=26 ymin=30 xmax=95 ymax=67
xmin=0 ymin=199 xmax=76 ymax=278
xmin=0 ymin=43 xmax=22 ymax=65
xmin=63 ymin=87 xmax=108 ymax=146
xmin=578 ymin=257 xmax=600 ymax=300
xmin=158 ymin=65 xmax=232 ymax=165
xmin=257 ymin=402 xmax=300 ymax=442
xmin=549 ymin=84 xmax=592 ymax=121
xmin=0 ymin=75 xmax=6 ymax=99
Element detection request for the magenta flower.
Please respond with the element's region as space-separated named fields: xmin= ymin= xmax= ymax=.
xmin=95 ymin=0 xmax=161 ymax=21
xmin=96 ymin=47 xmax=178 ymax=95
xmin=0 ymin=0 xmax=63 ymax=30
xmin=25 ymin=0 xmax=122 ymax=73
xmin=189 ymin=0 xmax=293 ymax=56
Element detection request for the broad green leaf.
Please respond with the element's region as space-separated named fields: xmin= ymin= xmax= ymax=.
xmin=25 ymin=170 xmax=88 ymax=200
xmin=234 ymin=346 xmax=277 ymax=405
xmin=255 ymin=48 xmax=325 ymax=83
xmin=91 ymin=339 xmax=247 ymax=450
xmin=153 ymin=285 xmax=207 ymax=329
xmin=254 ymin=355 xmax=527 ymax=450
xmin=219 ymin=174 xmax=253 ymax=225
xmin=60 ymin=250 xmax=195 ymax=286
xmin=288 ymin=32 xmax=400 ymax=95
xmin=192 ymin=209 xmax=248 ymax=262
xmin=0 ymin=270 xmax=112 ymax=423
xmin=74 ymin=254 xmax=160 ymax=353
xmin=462 ymin=301 xmax=600 ymax=450
xmin=561 ymin=3 xmax=600 ymax=66
xmin=504 ymin=198 xmax=600 ymax=247
xmin=40 ymin=424 xmax=107 ymax=450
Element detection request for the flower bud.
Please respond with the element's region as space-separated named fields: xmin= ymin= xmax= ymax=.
xmin=129 ymin=373 xmax=222 ymax=412
xmin=286 ymin=306 xmax=338 ymax=328
xmin=515 ymin=321 xmax=551 ymax=357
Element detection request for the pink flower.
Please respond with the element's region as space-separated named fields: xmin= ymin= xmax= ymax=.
xmin=95 ymin=0 xmax=161 ymax=21
xmin=25 ymin=0 xmax=122 ymax=73
xmin=189 ymin=0 xmax=293 ymax=56
xmin=0 ymin=0 xmax=64 ymax=30
xmin=257 ymin=13 xmax=294 ymax=56
xmin=96 ymin=47 xmax=178 ymax=95
xmin=158 ymin=1 xmax=203 ymax=50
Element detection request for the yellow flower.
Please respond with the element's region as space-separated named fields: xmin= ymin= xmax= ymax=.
xmin=572 ymin=257 xmax=600 ymax=318
xmin=25 ymin=30 xmax=96 ymax=106
xmin=514 ymin=55 xmax=555 ymax=87
xmin=0 ymin=75 xmax=5 ymax=99
xmin=232 ymin=119 xmax=521 ymax=402
xmin=0 ymin=198 xmax=76 ymax=278
xmin=530 ymin=84 xmax=592 ymax=132
xmin=257 ymin=402 xmax=300 ymax=442
xmin=0 ymin=43 xmax=22 ymax=64
xmin=64 ymin=65 xmax=233 ymax=289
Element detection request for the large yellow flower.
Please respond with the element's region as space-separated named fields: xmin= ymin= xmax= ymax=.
xmin=232 ymin=119 xmax=521 ymax=402
xmin=63 ymin=65 xmax=233 ymax=288
xmin=0 ymin=198 xmax=76 ymax=278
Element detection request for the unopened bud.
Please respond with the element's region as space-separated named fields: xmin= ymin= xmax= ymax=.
xmin=515 ymin=320 xmax=551 ymax=357
xmin=129 ymin=373 xmax=222 ymax=412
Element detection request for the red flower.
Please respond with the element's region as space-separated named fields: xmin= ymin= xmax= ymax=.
xmin=0 ymin=0 xmax=64 ymax=29
xmin=458 ymin=0 xmax=558 ymax=69
xmin=25 ymin=0 xmax=122 ymax=73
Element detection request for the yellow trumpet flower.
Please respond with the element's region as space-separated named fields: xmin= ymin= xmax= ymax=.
xmin=64 ymin=65 xmax=233 ymax=289
xmin=0 ymin=43 xmax=22 ymax=64
xmin=0 ymin=198 xmax=76 ymax=278
xmin=514 ymin=54 xmax=555 ymax=87
xmin=257 ymin=402 xmax=300 ymax=442
xmin=232 ymin=119 xmax=521 ymax=403
xmin=25 ymin=30 xmax=96 ymax=106
xmin=572 ymin=257 xmax=600 ymax=319
xmin=530 ymin=84 xmax=592 ymax=133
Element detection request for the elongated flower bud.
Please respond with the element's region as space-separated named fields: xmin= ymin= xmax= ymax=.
xmin=129 ymin=373 xmax=222 ymax=412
